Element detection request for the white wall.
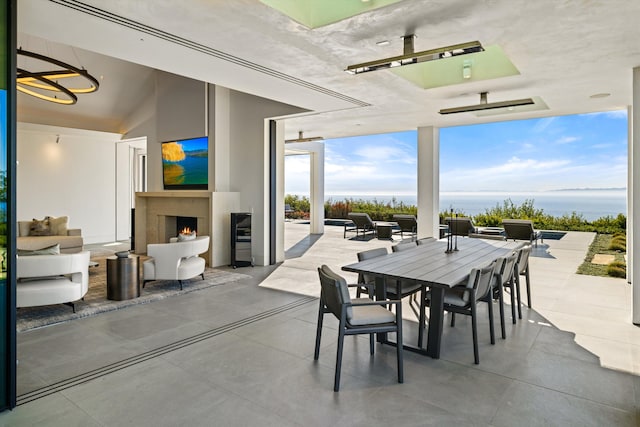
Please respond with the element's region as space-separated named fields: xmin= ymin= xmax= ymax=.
xmin=17 ymin=123 xmax=123 ymax=244
xmin=228 ymin=90 xmax=305 ymax=265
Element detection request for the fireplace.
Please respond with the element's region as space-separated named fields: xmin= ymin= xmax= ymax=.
xmin=134 ymin=191 xmax=241 ymax=267
xmin=177 ymin=216 xmax=198 ymax=235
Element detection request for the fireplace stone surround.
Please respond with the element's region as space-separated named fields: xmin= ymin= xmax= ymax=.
xmin=134 ymin=191 xmax=240 ymax=267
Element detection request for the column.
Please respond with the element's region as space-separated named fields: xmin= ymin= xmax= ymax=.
xmin=632 ymin=68 xmax=640 ymax=324
xmin=309 ymin=142 xmax=325 ymax=234
xmin=417 ymin=126 xmax=440 ymax=239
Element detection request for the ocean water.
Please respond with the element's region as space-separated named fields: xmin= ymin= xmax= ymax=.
xmin=324 ymin=190 xmax=627 ymax=221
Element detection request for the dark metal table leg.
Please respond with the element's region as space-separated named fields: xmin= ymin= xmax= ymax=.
xmin=375 ymin=275 xmax=388 ymax=343
xmin=426 ymin=287 xmax=444 ymax=358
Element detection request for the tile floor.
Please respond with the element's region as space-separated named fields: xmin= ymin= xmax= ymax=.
xmin=2 ymin=223 xmax=640 ymax=426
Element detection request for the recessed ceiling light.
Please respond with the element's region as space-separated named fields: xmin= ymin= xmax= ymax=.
xmin=590 ymin=93 xmax=611 ymax=99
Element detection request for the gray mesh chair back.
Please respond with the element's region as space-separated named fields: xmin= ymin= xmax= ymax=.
xmin=314 ymin=265 xmax=404 ymax=391
xmin=393 ymin=214 xmax=417 ymax=240
xmin=389 ymin=242 xmax=421 ymax=302
xmin=516 ymin=245 xmax=533 ymax=308
xmin=318 ymin=265 xmax=351 ymax=319
xmin=445 ymin=217 xmax=477 ymax=236
xmin=416 ymin=237 xmax=436 ymax=245
xmin=502 ymin=219 xmax=543 ymax=246
xmin=345 ymin=212 xmax=377 ymax=239
xmin=493 ymin=252 xmax=520 ymax=324
xmin=422 ymin=264 xmax=496 ymax=364
xmin=356 ymin=247 xmax=388 ymax=298
xmin=391 ymin=241 xmax=418 ymax=252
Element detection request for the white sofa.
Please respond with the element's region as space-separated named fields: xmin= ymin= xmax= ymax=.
xmin=16 ymin=251 xmax=91 ymax=312
xmin=18 ymin=217 xmax=83 ymax=254
xmin=143 ymin=235 xmax=210 ymax=290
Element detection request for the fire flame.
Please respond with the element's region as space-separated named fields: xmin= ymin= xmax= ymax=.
xmin=180 ymin=227 xmax=195 ymax=235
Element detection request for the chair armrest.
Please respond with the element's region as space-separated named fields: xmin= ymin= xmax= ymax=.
xmin=349 ymin=299 xmax=401 ymax=307
xmin=67 ymin=229 xmax=82 ymax=237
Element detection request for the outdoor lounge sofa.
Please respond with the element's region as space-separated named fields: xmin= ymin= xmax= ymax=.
xmin=444 ymin=217 xmax=478 ymax=237
xmin=392 ymin=214 xmax=417 ymax=240
xmin=344 ymin=213 xmax=377 ymax=239
xmin=502 ymin=219 xmax=543 ymax=246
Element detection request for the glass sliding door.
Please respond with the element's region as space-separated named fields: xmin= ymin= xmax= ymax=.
xmin=0 ymin=0 xmax=17 ymax=411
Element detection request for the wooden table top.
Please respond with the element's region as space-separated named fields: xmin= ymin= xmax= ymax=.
xmin=342 ymin=238 xmax=522 ymax=289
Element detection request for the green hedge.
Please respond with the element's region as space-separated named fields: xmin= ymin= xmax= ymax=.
xmin=287 ymin=195 xmax=627 ymax=234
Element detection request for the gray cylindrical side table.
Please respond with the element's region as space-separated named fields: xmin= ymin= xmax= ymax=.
xmin=106 ymin=255 xmax=140 ymax=301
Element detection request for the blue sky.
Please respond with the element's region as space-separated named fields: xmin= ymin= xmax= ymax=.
xmin=285 ymin=110 xmax=628 ymax=196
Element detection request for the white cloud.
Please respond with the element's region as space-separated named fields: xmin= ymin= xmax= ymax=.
xmin=352 ymin=145 xmax=416 ymax=165
xmin=533 ymin=117 xmax=556 ymax=133
xmin=583 ymin=109 xmax=627 ymax=119
xmin=591 ymin=143 xmax=614 ymax=149
xmin=556 ymin=136 xmax=580 ymax=144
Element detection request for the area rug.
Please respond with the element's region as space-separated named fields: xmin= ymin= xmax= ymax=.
xmin=16 ymin=257 xmax=251 ymax=332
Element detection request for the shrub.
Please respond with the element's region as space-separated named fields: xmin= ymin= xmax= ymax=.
xmin=290 ymin=195 xmax=628 ymax=235
xmin=609 ymin=237 xmax=626 ymax=252
xmin=607 ymin=261 xmax=627 ymax=278
xmin=285 ymin=194 xmax=310 ymax=212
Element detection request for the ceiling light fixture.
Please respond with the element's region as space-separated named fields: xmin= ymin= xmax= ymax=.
xmin=17 ymin=48 xmax=100 ymax=105
xmin=285 ymin=131 xmax=324 ymax=143
xmin=439 ymin=92 xmax=534 ymax=114
xmin=462 ymin=60 xmax=472 ymax=79
xmin=345 ymin=35 xmax=483 ymax=75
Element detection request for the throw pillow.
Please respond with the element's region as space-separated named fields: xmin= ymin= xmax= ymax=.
xmin=29 ymin=218 xmax=52 ymax=236
xmin=178 ymin=231 xmax=197 ymax=241
xmin=47 ymin=216 xmax=69 ymax=236
xmin=17 ymin=221 xmax=31 ymax=237
xmin=17 ymin=243 xmax=61 ymax=256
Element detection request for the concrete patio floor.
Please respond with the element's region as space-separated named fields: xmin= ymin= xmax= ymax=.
xmin=3 ymin=221 xmax=640 ymax=426
xmin=264 ymin=221 xmax=640 ymax=375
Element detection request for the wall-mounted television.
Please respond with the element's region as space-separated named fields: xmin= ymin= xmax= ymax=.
xmin=161 ymin=136 xmax=208 ymax=190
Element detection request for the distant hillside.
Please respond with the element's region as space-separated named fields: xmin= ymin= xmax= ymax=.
xmin=550 ymin=187 xmax=626 ymax=192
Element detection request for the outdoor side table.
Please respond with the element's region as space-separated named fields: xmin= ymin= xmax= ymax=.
xmin=376 ymin=222 xmax=395 ymax=240
xmin=106 ymin=255 xmax=140 ymax=300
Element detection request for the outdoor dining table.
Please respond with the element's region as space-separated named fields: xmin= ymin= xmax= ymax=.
xmin=342 ymin=237 xmax=522 ymax=358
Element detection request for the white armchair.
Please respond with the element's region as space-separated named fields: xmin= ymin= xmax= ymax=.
xmin=16 ymin=251 xmax=91 ymax=312
xmin=143 ymin=235 xmax=210 ymax=290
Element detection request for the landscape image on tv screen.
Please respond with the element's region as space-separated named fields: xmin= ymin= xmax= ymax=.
xmin=162 ymin=136 xmax=208 ymax=190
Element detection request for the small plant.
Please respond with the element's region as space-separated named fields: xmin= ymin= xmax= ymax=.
xmin=609 ymin=236 xmax=626 ymax=252
xmin=607 ymin=261 xmax=627 ymax=278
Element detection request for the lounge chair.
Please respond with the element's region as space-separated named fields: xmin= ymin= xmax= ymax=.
xmin=444 ymin=217 xmax=478 ymax=237
xmin=502 ymin=219 xmax=543 ymax=246
xmin=344 ymin=213 xmax=377 ymax=239
xmin=392 ymin=214 xmax=417 ymax=240
xmin=284 ymin=204 xmax=294 ymax=218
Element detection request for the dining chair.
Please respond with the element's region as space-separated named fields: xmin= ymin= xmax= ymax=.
xmin=356 ymin=247 xmax=422 ymax=303
xmin=355 ymin=247 xmax=387 ymax=298
xmin=493 ymin=252 xmax=520 ymax=324
xmin=515 ymin=244 xmax=533 ymax=308
xmin=391 ymin=241 xmax=418 ymax=252
xmin=416 ymin=237 xmax=436 ymax=245
xmin=315 ymin=265 xmax=404 ymax=391
xmin=391 ymin=242 xmax=421 ymax=304
xmin=422 ymin=264 xmax=496 ymax=364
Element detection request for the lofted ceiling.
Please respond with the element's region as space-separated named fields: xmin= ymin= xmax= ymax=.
xmin=16 ymin=0 xmax=640 ymax=140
